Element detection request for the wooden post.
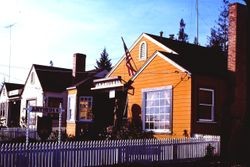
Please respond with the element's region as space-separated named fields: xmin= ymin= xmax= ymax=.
xmin=58 ymin=103 xmax=62 ymax=143
xmin=26 ymin=106 xmax=31 ymax=146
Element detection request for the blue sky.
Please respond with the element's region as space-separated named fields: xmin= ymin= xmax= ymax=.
xmin=0 ymin=0 xmax=245 ymax=84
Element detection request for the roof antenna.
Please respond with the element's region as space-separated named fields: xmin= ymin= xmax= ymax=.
xmin=5 ymin=23 xmax=16 ymax=82
xmin=196 ymin=0 xmax=199 ymax=44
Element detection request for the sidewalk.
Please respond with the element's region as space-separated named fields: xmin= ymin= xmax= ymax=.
xmin=110 ymin=157 xmax=246 ymax=167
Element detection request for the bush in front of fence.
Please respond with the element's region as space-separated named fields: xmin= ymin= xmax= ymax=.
xmin=97 ymin=125 xmax=155 ymax=140
xmin=65 ymin=124 xmax=155 ymax=141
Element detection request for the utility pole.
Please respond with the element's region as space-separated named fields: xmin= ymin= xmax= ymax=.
xmin=5 ymin=23 xmax=16 ymax=82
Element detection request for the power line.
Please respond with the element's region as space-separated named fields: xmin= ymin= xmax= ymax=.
xmin=0 ymin=72 xmax=25 ymax=83
xmin=0 ymin=64 xmax=29 ymax=70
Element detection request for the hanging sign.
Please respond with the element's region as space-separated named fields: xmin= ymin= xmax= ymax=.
xmin=30 ymin=106 xmax=64 ymax=113
xmin=109 ymin=90 xmax=115 ymax=98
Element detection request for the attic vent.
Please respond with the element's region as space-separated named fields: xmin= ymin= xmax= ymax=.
xmin=139 ymin=41 xmax=147 ymax=60
xmin=31 ymin=72 xmax=35 ymax=84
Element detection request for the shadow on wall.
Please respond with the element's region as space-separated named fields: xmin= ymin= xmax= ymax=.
xmin=131 ymin=104 xmax=142 ymax=130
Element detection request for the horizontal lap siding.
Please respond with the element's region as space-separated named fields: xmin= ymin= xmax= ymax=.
xmin=130 ymin=55 xmax=191 ymax=138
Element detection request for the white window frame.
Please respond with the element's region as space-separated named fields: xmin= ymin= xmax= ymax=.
xmin=67 ymin=94 xmax=76 ymax=122
xmin=2 ymin=87 xmax=5 ymax=96
xmin=30 ymin=72 xmax=35 ymax=84
xmin=142 ymin=86 xmax=172 ymax=133
xmin=139 ymin=41 xmax=147 ymax=60
xmin=197 ymin=88 xmax=215 ymax=122
xmin=79 ymin=96 xmax=93 ymax=122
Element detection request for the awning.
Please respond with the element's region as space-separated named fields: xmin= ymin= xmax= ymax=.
xmin=91 ymin=76 xmax=124 ymax=91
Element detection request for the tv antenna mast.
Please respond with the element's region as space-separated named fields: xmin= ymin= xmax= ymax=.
xmin=5 ymin=23 xmax=16 ymax=82
xmin=196 ymin=0 xmax=199 ymax=44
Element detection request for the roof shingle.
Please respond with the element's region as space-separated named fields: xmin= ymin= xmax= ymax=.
xmin=34 ymin=64 xmax=72 ymax=92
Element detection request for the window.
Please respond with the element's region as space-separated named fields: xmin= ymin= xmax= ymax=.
xmin=67 ymin=95 xmax=76 ymax=121
xmin=30 ymin=72 xmax=35 ymax=84
xmin=67 ymin=97 xmax=71 ymax=120
xmin=79 ymin=96 xmax=93 ymax=121
xmin=197 ymin=88 xmax=214 ymax=122
xmin=139 ymin=41 xmax=147 ymax=60
xmin=26 ymin=99 xmax=37 ymax=125
xmin=0 ymin=103 xmax=6 ymax=117
xmin=142 ymin=86 xmax=172 ymax=133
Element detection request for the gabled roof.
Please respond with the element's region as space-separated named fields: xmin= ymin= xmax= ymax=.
xmin=108 ymin=33 xmax=227 ymax=78
xmin=161 ymin=51 xmax=226 ymax=76
xmin=107 ymin=33 xmax=177 ymax=77
xmin=146 ymin=33 xmax=226 ymax=57
xmin=0 ymin=82 xmax=24 ymax=98
xmin=4 ymin=82 xmax=24 ymax=92
xmin=68 ymin=69 xmax=108 ymax=89
xmin=147 ymin=33 xmax=228 ymax=76
xmin=33 ymin=64 xmax=72 ymax=92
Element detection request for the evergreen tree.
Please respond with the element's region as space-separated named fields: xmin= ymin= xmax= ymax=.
xmin=95 ymin=48 xmax=112 ymax=71
xmin=207 ymin=0 xmax=229 ymax=52
xmin=177 ymin=18 xmax=188 ymax=42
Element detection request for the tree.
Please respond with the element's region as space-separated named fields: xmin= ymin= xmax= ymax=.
xmin=95 ymin=48 xmax=112 ymax=71
xmin=177 ymin=18 xmax=188 ymax=42
xmin=207 ymin=0 xmax=229 ymax=52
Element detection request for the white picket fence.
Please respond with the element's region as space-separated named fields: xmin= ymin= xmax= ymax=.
xmin=0 ymin=136 xmax=220 ymax=167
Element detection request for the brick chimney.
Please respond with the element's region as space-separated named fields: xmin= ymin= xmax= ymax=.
xmin=72 ymin=53 xmax=86 ymax=78
xmin=228 ymin=3 xmax=247 ymax=118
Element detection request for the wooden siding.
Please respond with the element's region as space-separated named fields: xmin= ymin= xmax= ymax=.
xmin=110 ymin=36 xmax=165 ymax=81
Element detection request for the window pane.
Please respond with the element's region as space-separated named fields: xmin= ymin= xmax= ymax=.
xmin=79 ymin=96 xmax=93 ymax=121
xmin=198 ymin=105 xmax=212 ymax=120
xmin=199 ymin=90 xmax=212 ymax=104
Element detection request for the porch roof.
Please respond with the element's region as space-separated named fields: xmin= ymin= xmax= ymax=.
xmin=91 ymin=76 xmax=125 ymax=91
